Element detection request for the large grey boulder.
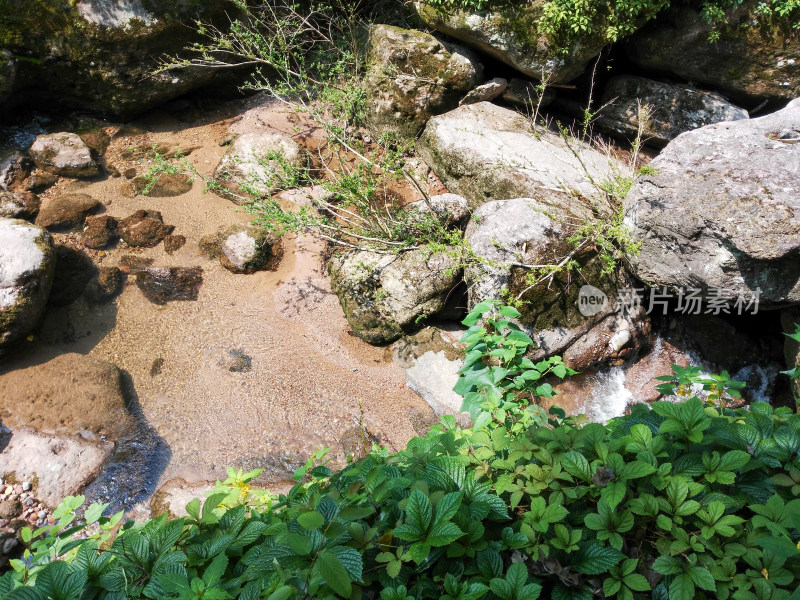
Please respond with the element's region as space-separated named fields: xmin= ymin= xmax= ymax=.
xmin=418 ymin=101 xmax=623 ymax=212
xmin=598 ymin=76 xmax=749 ymax=147
xmin=363 ymin=25 xmax=483 ymax=138
xmin=412 ymin=2 xmax=606 ymax=83
xmin=628 ymin=2 xmax=800 ymax=102
xmin=465 ymin=199 xmax=648 ymax=369
xmin=624 ymin=98 xmax=800 ymax=307
xmin=214 ymin=132 xmax=304 ymax=202
xmin=328 ymin=248 xmax=462 ymax=344
xmin=0 ymin=218 xmax=55 ymax=349
xmin=0 ymin=0 xmax=244 ymax=119
xmin=29 ymin=133 xmax=100 ymax=178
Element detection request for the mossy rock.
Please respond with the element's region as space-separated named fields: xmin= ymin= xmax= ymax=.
xmin=413 ymin=1 xmax=607 ymax=83
xmin=328 ymin=248 xmax=463 ymax=345
xmin=0 ymin=0 xmax=246 ymax=118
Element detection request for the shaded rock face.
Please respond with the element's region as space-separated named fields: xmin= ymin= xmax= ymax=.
xmin=118 ymin=210 xmax=174 ymax=247
xmin=624 ymin=97 xmax=800 ymax=306
xmin=0 ymin=218 xmax=55 ymax=349
xmin=0 ymin=50 xmax=14 ymax=104
xmin=0 ymin=0 xmax=243 ymax=119
xmin=465 ymin=199 xmax=649 ymax=369
xmin=0 ymin=190 xmax=39 ymax=220
xmin=413 ymin=1 xmax=606 ymax=83
xmin=28 ymin=133 xmax=99 ymax=178
xmin=328 ymin=248 xmax=462 ymax=344
xmin=0 ymin=353 xmax=135 ymax=439
xmin=598 ymin=76 xmax=749 ymax=147
xmin=218 ymin=224 xmax=283 ymax=274
xmin=363 ymin=24 xmax=483 ymax=138
xmin=502 ymin=78 xmax=555 ymax=110
xmin=135 ymin=267 xmax=203 ymax=304
xmin=49 ymin=245 xmax=97 ymax=307
xmin=213 ymin=132 xmax=304 ymax=202
xmin=628 ymin=2 xmax=800 ymax=102
xmin=459 ymin=77 xmax=507 ymax=106
xmin=35 ymin=193 xmax=100 ymax=230
xmin=418 ymin=102 xmax=622 ymax=212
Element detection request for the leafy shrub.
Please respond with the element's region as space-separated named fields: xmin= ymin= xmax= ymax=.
xmin=2 ymin=304 xmax=799 ymax=599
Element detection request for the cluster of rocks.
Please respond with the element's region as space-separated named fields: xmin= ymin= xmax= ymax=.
xmin=0 ymin=478 xmax=54 ymax=568
xmin=0 ymin=125 xmax=295 ymax=353
xmin=332 ymin=10 xmax=800 ymax=411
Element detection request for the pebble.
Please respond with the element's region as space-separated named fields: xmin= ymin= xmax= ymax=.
xmin=37 ymin=510 xmax=47 ymax=520
xmin=3 ymin=487 xmax=11 ymax=496
xmin=22 ymin=482 xmax=31 ymax=491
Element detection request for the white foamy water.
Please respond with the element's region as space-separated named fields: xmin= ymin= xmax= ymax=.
xmin=574 ymin=367 xmax=633 ymax=423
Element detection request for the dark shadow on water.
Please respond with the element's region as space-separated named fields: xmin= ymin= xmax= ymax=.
xmin=81 ymin=369 xmax=171 ymax=514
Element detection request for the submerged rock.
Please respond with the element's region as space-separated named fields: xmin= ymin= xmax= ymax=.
xmin=418 ymin=102 xmax=622 ymax=212
xmin=213 ymin=132 xmax=304 ymax=202
xmin=163 ymin=234 xmax=186 ymax=255
xmin=82 ymin=214 xmax=119 ymax=249
xmin=28 ymin=133 xmax=100 ymax=178
xmin=35 ymin=193 xmax=100 ymax=230
xmin=118 ymin=210 xmax=174 ymax=247
xmin=48 ymin=245 xmax=97 ymax=307
xmin=328 ymin=248 xmax=462 ymax=344
xmin=84 ymin=266 xmax=123 ymax=304
xmin=0 ymin=190 xmax=39 ymax=220
xmin=598 ymin=76 xmax=749 ymax=146
xmin=0 ymin=353 xmax=135 ymax=439
xmin=363 ymin=24 xmax=483 ymax=138
xmin=135 ymin=267 xmax=203 ymax=304
xmin=624 ymin=97 xmax=800 ymax=306
xmin=218 ymin=224 xmax=283 ymax=274
xmin=0 ymin=218 xmax=55 ymax=349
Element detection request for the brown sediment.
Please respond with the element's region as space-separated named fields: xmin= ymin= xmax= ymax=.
xmin=3 ymin=95 xmax=435 ymax=490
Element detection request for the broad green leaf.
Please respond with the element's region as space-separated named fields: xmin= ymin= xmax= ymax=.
xmin=406 ymin=488 xmax=432 ymax=533
xmin=315 ymin=549 xmax=352 ymax=598
xmin=573 ymin=541 xmax=623 ymax=574
xmin=669 ymin=574 xmax=695 ymax=600
xmin=298 ymin=511 xmax=325 ymax=530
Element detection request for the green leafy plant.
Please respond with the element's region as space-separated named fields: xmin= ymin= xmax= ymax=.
xmin=4 ymin=308 xmax=799 ymax=599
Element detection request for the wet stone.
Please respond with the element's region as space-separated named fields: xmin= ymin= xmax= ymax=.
xmin=163 ymin=234 xmax=186 ymax=255
xmin=84 ymin=266 xmax=123 ymax=304
xmin=82 ymin=214 xmax=118 ymax=249
xmin=150 ymin=357 xmax=165 ymax=376
xmin=220 ymin=349 xmax=252 ymax=372
xmin=119 ymin=255 xmax=154 ymax=271
xmin=25 ymin=170 xmax=58 ymax=193
xmin=0 ymin=190 xmax=39 ymax=220
xmin=118 ymin=210 xmax=174 ymax=247
xmin=135 ymin=267 xmax=203 ymax=304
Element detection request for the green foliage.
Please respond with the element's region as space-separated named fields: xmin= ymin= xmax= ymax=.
xmin=424 ymin=0 xmax=799 ymax=47
xmin=5 ymin=309 xmax=800 ymax=599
